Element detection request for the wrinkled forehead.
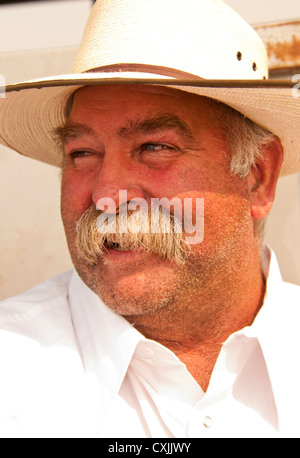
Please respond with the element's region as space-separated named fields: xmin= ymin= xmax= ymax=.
xmin=66 ymin=83 xmax=231 ymax=131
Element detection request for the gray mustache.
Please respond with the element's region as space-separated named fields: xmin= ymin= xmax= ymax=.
xmin=75 ymin=205 xmax=190 ymax=266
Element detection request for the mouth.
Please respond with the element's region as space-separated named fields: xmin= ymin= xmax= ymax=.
xmin=105 ymin=241 xmax=132 ymax=252
xmin=101 ymin=239 xmax=149 ymax=266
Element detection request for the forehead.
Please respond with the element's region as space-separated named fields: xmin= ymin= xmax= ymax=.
xmin=69 ymin=84 xmax=222 ymax=128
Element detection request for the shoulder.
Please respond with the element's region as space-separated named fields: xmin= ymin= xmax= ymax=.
xmin=263 ymin=274 xmax=300 ymax=347
xmin=275 ymin=279 xmax=300 ymax=325
xmin=275 ymin=280 xmax=300 ymax=350
xmin=0 ymin=269 xmax=73 ymax=311
xmin=0 ymin=270 xmax=89 ymax=435
xmin=263 ymin=247 xmax=300 ymax=325
xmin=260 ymin=276 xmax=300 ymax=435
xmin=0 ymin=270 xmax=73 ymax=324
xmin=281 ymin=279 xmax=300 ymax=302
xmin=0 ymin=269 xmax=76 ymax=348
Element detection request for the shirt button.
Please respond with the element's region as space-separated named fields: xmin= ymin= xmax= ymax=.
xmin=202 ymin=416 xmax=213 ymax=429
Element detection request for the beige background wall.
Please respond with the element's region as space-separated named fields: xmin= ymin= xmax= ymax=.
xmin=0 ymin=1 xmax=91 ymax=300
xmin=0 ymin=47 xmax=78 ymax=301
xmin=0 ymin=0 xmax=300 ymax=300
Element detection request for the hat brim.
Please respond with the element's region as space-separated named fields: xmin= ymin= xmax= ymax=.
xmin=0 ymin=72 xmax=299 ymax=175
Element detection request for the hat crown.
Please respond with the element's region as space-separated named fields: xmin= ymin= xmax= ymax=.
xmin=72 ymin=0 xmax=268 ymax=80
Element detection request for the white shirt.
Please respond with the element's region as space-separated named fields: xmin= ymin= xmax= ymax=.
xmin=0 ymin=247 xmax=300 ymax=438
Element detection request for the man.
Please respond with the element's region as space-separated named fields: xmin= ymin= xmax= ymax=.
xmin=0 ymin=0 xmax=300 ymax=438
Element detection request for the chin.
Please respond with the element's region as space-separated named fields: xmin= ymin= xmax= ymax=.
xmin=101 ymin=263 xmax=181 ymax=316
xmin=75 ymin=253 xmax=182 ymax=316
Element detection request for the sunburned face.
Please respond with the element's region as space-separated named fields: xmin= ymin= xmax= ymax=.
xmin=60 ymin=84 xmax=254 ymax=318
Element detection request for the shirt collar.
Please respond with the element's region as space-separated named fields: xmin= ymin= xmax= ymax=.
xmin=68 ymin=272 xmax=145 ymax=417
xmin=217 ymin=245 xmax=285 ymax=429
xmin=243 ymin=246 xmax=294 ymax=429
xmin=68 ymin=245 xmax=285 ymax=427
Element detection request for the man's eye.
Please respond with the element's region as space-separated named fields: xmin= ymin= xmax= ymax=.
xmin=142 ymin=143 xmax=174 ymax=152
xmin=64 ymin=149 xmax=100 ymax=168
xmin=70 ymin=150 xmax=91 ymax=159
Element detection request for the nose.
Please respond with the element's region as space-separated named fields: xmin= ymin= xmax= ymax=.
xmin=92 ymin=153 xmax=147 ymax=211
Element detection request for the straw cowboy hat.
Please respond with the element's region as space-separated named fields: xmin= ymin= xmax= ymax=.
xmin=0 ymin=0 xmax=299 ymax=175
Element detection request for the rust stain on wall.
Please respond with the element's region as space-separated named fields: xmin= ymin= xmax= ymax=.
xmin=255 ymin=21 xmax=300 ymax=70
xmin=267 ymin=35 xmax=300 ymax=63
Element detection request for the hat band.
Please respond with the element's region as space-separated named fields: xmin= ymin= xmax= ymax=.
xmin=86 ymin=63 xmax=203 ymax=80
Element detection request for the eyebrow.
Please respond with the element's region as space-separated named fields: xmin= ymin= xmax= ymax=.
xmin=53 ymin=113 xmax=195 ymax=147
xmin=53 ymin=121 xmax=95 ymax=147
xmin=118 ymin=114 xmax=195 ymax=142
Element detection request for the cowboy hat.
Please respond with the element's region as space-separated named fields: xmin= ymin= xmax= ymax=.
xmin=0 ymin=0 xmax=299 ymax=175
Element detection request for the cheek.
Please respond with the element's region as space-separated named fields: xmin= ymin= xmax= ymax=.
xmin=61 ymin=170 xmax=94 ymax=220
xmin=148 ymin=171 xmax=201 ymax=201
xmin=197 ymin=192 xmax=252 ymax=250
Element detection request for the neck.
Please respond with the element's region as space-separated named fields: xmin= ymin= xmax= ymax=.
xmin=126 ymin=248 xmax=266 ymax=391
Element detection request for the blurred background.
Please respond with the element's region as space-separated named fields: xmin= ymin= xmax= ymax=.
xmin=0 ymin=0 xmax=299 ymax=299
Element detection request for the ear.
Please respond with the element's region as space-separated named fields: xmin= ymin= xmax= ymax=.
xmin=247 ymin=137 xmax=283 ymax=220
